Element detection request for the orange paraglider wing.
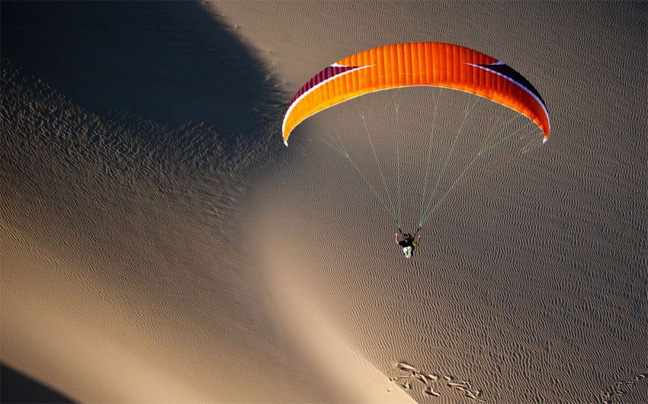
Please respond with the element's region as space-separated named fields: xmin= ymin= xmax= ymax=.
xmin=282 ymin=42 xmax=550 ymax=145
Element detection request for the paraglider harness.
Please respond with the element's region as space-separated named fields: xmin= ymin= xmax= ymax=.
xmin=396 ymin=227 xmax=421 ymax=258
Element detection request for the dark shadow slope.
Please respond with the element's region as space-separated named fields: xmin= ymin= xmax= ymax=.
xmin=1 ymin=363 xmax=76 ymax=404
xmin=1 ymin=1 xmax=282 ymax=141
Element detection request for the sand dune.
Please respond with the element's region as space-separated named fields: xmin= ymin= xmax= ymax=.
xmin=2 ymin=1 xmax=646 ymax=403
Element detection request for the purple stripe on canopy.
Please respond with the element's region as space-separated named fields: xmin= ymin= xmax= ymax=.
xmin=288 ymin=65 xmax=362 ymax=107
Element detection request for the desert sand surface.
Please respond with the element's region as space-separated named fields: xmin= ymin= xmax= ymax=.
xmin=1 ymin=2 xmax=646 ymax=403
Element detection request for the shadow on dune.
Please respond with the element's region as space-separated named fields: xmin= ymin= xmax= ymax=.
xmin=0 ymin=1 xmax=283 ymax=290
xmin=0 ymin=3 xmax=317 ymax=403
xmin=1 ymin=363 xmax=76 ymax=404
xmin=1 ymin=1 xmax=282 ymax=142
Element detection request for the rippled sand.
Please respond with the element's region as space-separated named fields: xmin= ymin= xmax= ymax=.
xmin=2 ymin=2 xmax=646 ymax=403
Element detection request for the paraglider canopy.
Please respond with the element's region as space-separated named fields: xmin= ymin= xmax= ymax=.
xmin=282 ymin=42 xmax=550 ymax=146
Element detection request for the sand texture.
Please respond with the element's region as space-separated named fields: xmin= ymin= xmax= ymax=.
xmin=2 ymin=2 xmax=646 ymax=403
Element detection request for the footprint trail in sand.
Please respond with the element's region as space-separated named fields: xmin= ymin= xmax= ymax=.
xmin=595 ymin=371 xmax=647 ymax=404
xmin=387 ymin=362 xmax=485 ymax=402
